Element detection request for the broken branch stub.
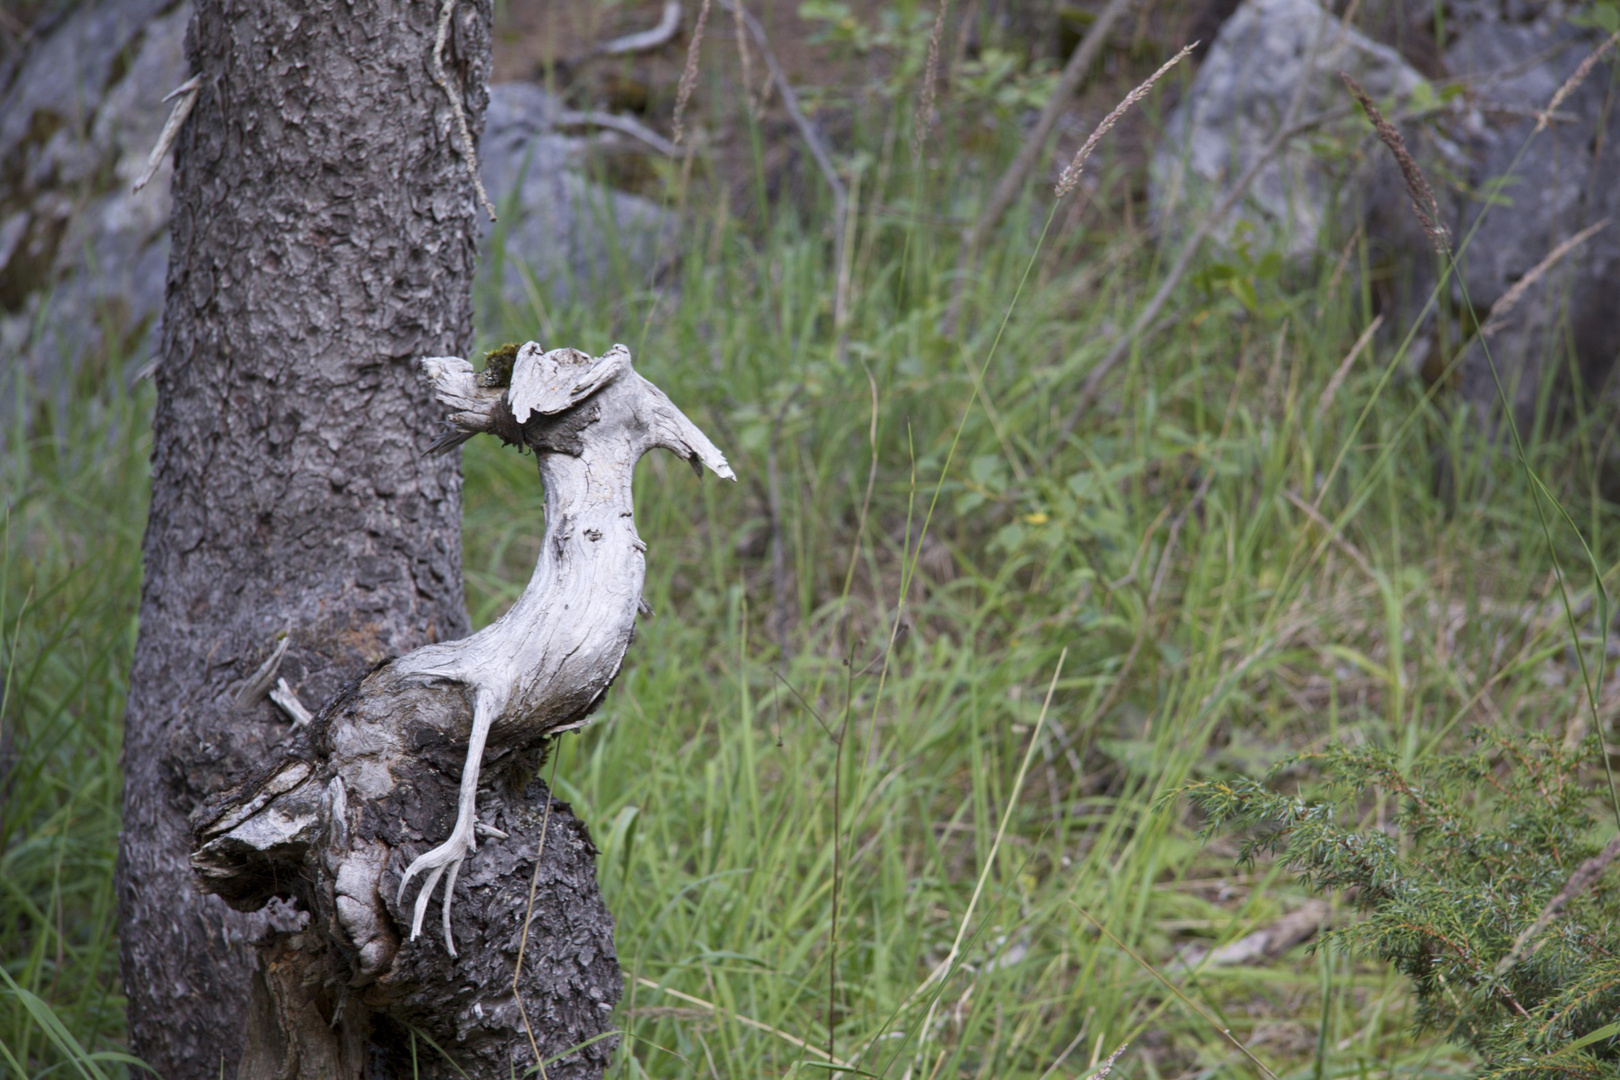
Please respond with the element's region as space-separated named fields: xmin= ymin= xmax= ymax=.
xmin=190 ymin=344 xmax=734 ymax=1079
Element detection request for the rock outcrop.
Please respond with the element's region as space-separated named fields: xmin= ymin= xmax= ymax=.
xmin=1150 ymin=0 xmax=1620 ymax=427
xmin=478 ymin=84 xmax=676 ymax=319
xmin=1149 ymin=0 xmax=1431 ymax=261
xmin=1445 ymin=10 xmax=1620 ymax=422
xmin=0 ymin=0 xmax=186 ymax=406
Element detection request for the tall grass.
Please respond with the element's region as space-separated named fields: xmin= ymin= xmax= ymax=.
xmin=4 ymin=38 xmax=1617 ymax=1080
xmin=1 ymin=382 xmax=147 ymax=1076
xmin=459 ymin=127 xmax=1613 ymax=1077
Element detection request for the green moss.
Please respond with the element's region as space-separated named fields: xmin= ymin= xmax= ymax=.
xmin=476 ymin=343 xmax=521 ymax=389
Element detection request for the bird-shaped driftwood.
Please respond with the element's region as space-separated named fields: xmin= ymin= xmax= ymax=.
xmin=392 ymin=342 xmax=733 ymax=949
xmin=189 ymin=344 xmax=731 ymax=1075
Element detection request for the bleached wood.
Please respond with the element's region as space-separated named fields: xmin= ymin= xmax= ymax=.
xmin=392 ymin=344 xmax=730 ymax=948
xmin=189 ymin=345 xmax=731 ymax=1074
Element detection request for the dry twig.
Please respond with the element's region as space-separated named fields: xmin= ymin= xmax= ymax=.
xmin=232 ymin=627 xmax=292 ymax=709
xmin=433 ymin=0 xmax=496 ymax=221
xmin=133 ymin=74 xmax=200 ymax=193
xmin=268 ymin=678 xmax=313 ymax=728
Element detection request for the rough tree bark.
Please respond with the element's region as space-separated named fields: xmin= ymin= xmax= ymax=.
xmin=114 ymin=1 xmax=564 ymax=1075
xmin=190 ymin=344 xmax=733 ymax=1078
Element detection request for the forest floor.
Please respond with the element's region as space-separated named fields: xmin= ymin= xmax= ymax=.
xmin=5 ymin=1 xmax=1618 ymax=1078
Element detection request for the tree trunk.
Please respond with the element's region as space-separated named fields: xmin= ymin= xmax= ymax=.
xmin=117 ymin=1 xmax=533 ymax=1075
xmin=189 ymin=345 xmax=731 ymax=1078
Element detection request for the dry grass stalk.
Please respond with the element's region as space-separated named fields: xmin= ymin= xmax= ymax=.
xmin=1496 ymin=831 xmax=1620 ymax=976
xmin=715 ymin=0 xmax=849 ymax=330
xmin=731 ymin=0 xmax=758 ymax=118
xmin=633 ymin=976 xmax=849 ymax=1066
xmin=1043 ymin=13 xmax=1336 ymax=434
xmin=912 ymin=0 xmax=950 ymax=163
xmin=1480 ymin=219 xmax=1610 ymax=337
xmin=1046 ymin=103 xmax=1352 ymax=453
xmin=1091 ymin=1043 xmax=1130 ymax=1080
xmin=1283 ymin=488 xmax=1376 ymax=582
xmin=1313 ymin=313 xmax=1383 ymax=421
xmin=673 ymin=0 xmax=712 ymax=145
xmin=1563 ymin=709 xmax=1590 ymax=756
xmin=1056 ymin=42 xmax=1196 ymax=198
xmin=1538 ymin=30 xmax=1619 ymax=132
xmin=1033 ymin=1028 xmax=1095 ymax=1080
xmin=1339 ymin=72 xmax=1448 ymax=253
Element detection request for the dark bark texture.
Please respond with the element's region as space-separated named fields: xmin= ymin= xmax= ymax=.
xmin=190 ymin=627 xmax=622 ymax=1080
xmin=183 ymin=345 xmax=736 ymax=1078
xmin=113 ymin=1 xmax=564 ymax=1075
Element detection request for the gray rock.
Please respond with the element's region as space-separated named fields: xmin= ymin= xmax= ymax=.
xmin=0 ymin=0 xmax=175 ymax=171
xmin=1444 ymin=15 xmax=1620 ymax=423
xmin=0 ymin=2 xmax=675 ymax=410
xmin=1151 ymin=0 xmax=1620 ymax=431
xmin=476 ymin=83 xmax=676 ymax=323
xmin=1149 ymin=0 xmax=1430 ymax=260
xmin=0 ymin=0 xmax=185 ymax=407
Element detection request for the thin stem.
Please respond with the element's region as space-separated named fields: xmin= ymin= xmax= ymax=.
xmin=514 ymin=745 xmax=563 ymax=1079
xmin=827 ymin=623 xmax=856 ymax=1061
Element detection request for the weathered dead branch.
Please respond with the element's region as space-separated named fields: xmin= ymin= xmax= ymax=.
xmin=191 ymin=345 xmax=733 ymax=1079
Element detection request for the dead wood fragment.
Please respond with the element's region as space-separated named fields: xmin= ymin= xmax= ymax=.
xmin=190 ymin=344 xmax=734 ymax=1079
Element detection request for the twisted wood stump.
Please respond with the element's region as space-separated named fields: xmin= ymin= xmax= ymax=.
xmin=190 ymin=344 xmax=733 ymax=1078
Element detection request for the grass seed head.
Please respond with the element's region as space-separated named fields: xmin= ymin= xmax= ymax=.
xmin=1056 ymin=43 xmax=1195 ymax=199
xmin=1537 ymin=30 xmax=1618 ymax=132
xmin=912 ymin=1 xmax=949 ymax=164
xmin=674 ymin=0 xmax=713 ymax=146
xmin=1340 ymin=72 xmax=1450 ymax=255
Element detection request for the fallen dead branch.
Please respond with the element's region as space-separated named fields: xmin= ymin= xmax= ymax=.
xmin=600 ymin=1 xmax=683 ymax=56
xmin=714 ymin=0 xmax=849 ymax=328
xmin=958 ymin=0 xmax=1136 ymax=275
xmin=1047 ymin=103 xmax=1354 ymax=456
xmin=559 ymin=108 xmax=680 ymax=157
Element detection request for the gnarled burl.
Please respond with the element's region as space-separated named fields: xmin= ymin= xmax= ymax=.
xmin=190 ymin=344 xmax=733 ymax=1079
